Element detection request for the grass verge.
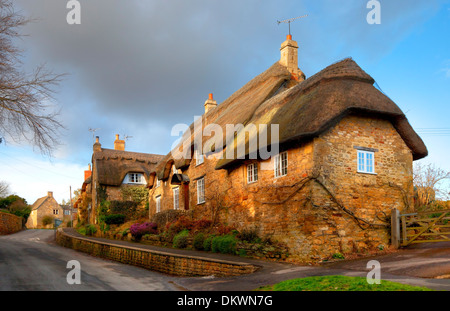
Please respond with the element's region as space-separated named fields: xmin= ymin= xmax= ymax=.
xmin=255 ymin=275 xmax=433 ymax=291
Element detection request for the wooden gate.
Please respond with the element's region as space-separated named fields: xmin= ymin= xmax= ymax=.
xmin=392 ymin=209 xmax=450 ymax=247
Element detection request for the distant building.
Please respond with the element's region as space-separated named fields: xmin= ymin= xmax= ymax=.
xmin=26 ymin=191 xmax=63 ymax=229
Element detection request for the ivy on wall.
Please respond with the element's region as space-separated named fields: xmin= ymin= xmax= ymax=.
xmin=120 ymin=185 xmax=148 ymax=205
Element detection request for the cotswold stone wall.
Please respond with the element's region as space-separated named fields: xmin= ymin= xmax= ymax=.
xmin=0 ymin=211 xmax=22 ymax=235
xmin=56 ymin=228 xmax=258 ymax=277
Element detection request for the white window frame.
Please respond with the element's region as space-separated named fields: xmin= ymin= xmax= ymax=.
xmin=53 ymin=209 xmax=59 ymax=215
xmin=197 ymin=177 xmax=205 ymax=204
xmin=173 ymin=187 xmax=179 ymax=210
xmin=156 ymin=178 xmax=161 ymax=188
xmin=247 ymin=163 xmax=258 ymax=184
xmin=172 ymin=165 xmax=178 ymax=174
xmin=195 ymin=149 xmax=204 ymax=166
xmin=274 ymin=151 xmax=288 ymax=178
xmin=128 ymin=173 xmax=144 ymax=184
xmin=156 ymin=195 xmax=161 ymax=213
xmin=357 ymin=150 xmax=375 ymax=174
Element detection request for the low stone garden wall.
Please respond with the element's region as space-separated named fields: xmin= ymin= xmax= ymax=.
xmin=56 ymin=228 xmax=260 ymax=277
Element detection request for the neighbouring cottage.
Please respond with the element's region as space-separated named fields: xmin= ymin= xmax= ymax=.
xmin=26 ymin=191 xmax=63 ymax=229
xmin=147 ymin=35 xmax=427 ymax=262
xmin=86 ymin=134 xmax=164 ymax=224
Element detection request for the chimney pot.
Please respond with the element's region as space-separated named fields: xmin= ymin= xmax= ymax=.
xmin=204 ymin=93 xmax=217 ymax=114
xmin=93 ymin=136 xmax=101 ymax=152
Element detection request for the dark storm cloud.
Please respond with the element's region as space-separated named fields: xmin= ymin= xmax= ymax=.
xmin=12 ymin=0 xmax=445 ymax=158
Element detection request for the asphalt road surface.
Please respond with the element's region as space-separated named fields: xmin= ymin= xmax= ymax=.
xmin=0 ymin=229 xmax=179 ymax=291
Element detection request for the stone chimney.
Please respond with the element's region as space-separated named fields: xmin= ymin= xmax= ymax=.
xmin=204 ymin=93 xmax=217 ymax=114
xmin=48 ymin=191 xmax=53 ymax=198
xmin=93 ymin=136 xmax=102 ymax=152
xmin=114 ymin=134 xmax=125 ymax=151
xmin=84 ymin=164 xmax=92 ymax=180
xmin=280 ymin=34 xmax=305 ymax=81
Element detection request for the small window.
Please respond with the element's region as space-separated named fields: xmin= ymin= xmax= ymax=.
xmin=156 ymin=195 xmax=161 ymax=213
xmin=172 ymin=165 xmax=178 ymax=174
xmin=274 ymin=152 xmax=288 ymax=178
xmin=197 ymin=177 xmax=205 ymax=204
xmin=173 ymin=187 xmax=179 ymax=210
xmin=156 ymin=178 xmax=161 ymax=188
xmin=129 ymin=173 xmax=143 ymax=184
xmin=247 ymin=163 xmax=258 ymax=184
xmin=195 ymin=149 xmax=204 ymax=166
xmin=53 ymin=209 xmax=59 ymax=215
xmin=357 ymin=150 xmax=375 ymax=174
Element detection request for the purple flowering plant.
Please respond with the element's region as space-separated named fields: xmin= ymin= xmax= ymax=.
xmin=130 ymin=222 xmax=158 ymax=239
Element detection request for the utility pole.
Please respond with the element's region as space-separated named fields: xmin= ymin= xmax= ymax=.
xmin=69 ymin=185 xmax=73 ymax=227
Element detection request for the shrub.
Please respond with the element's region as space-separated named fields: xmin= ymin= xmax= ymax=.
xmin=211 ymin=235 xmax=237 ymax=254
xmin=238 ymin=227 xmax=260 ymax=243
xmin=109 ymin=200 xmax=138 ymax=220
xmin=42 ymin=215 xmax=54 ymax=226
xmin=173 ymin=229 xmax=189 ymax=249
xmin=130 ymin=222 xmax=158 ymax=240
xmin=203 ymin=235 xmax=215 ymax=251
xmin=193 ymin=232 xmax=205 ymax=250
xmin=84 ymin=224 xmax=97 ymax=236
xmin=192 ymin=219 xmax=212 ymax=232
xmin=215 ymin=224 xmax=235 ymax=235
xmin=103 ymin=214 xmax=126 ymax=225
xmin=167 ymin=215 xmax=194 ymax=234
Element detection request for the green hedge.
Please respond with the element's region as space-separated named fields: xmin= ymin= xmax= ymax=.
xmin=211 ymin=235 xmax=237 ymax=254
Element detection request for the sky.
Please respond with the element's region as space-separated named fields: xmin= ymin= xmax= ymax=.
xmin=1 ymin=0 xmax=449 ymax=204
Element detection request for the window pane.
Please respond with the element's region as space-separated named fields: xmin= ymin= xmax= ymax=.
xmin=274 ymin=154 xmax=280 ymax=177
xmin=281 ymin=152 xmax=288 ymax=176
xmin=173 ymin=188 xmax=179 ymax=210
xmin=197 ymin=178 xmax=205 ymax=203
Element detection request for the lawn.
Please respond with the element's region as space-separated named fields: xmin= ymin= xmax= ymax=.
xmin=256 ymin=275 xmax=433 ymax=291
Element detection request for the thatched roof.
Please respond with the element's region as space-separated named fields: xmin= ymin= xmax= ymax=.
xmin=155 ymin=57 xmax=427 ymax=176
xmin=216 ymin=58 xmax=428 ymax=169
xmin=93 ymin=148 xmax=164 ymax=186
xmin=155 ymin=61 xmax=298 ymax=180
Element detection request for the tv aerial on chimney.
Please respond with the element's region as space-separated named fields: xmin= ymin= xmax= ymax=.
xmin=88 ymin=127 xmax=101 ymax=143
xmin=123 ymin=135 xmax=133 ymax=141
xmin=277 ymin=14 xmax=308 ymax=36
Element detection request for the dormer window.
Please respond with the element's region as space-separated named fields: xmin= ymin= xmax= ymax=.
xmin=126 ymin=173 xmax=145 ymax=184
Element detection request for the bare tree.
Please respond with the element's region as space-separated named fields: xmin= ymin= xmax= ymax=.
xmin=0 ymin=0 xmax=64 ymax=156
xmin=0 ymin=180 xmax=9 ymax=197
xmin=413 ymin=162 xmax=450 ymax=210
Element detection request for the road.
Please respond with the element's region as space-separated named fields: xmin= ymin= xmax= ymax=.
xmin=0 ymin=229 xmax=179 ymax=291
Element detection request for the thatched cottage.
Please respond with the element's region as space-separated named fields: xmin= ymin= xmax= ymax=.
xmin=26 ymin=191 xmax=63 ymax=229
xmin=85 ymin=135 xmax=164 ymax=224
xmin=147 ymin=35 xmax=427 ymax=262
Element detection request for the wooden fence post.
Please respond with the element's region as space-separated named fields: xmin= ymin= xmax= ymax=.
xmin=391 ymin=208 xmax=400 ymax=248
